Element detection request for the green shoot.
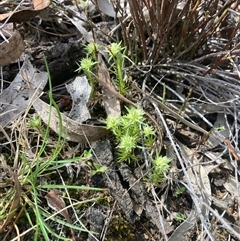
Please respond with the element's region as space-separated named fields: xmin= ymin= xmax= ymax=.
xmin=105 ymin=105 xmax=171 ymax=178
xmin=85 ymin=42 xmax=100 ymax=61
xmin=175 ymin=187 xmax=186 ymax=196
xmin=87 ymin=161 xmax=108 ymax=176
xmin=118 ymin=133 xmax=138 ymax=162
xmin=75 ymin=42 xmax=100 ymax=95
xmin=76 ymin=58 xmax=97 ymax=94
xmin=76 ymin=42 xmax=128 ymax=96
xmin=104 ymin=115 xmax=122 ymax=137
xmin=29 ymin=114 xmax=42 ymax=130
xmin=175 ymin=213 xmax=186 ymax=222
xmin=142 ymin=125 xmax=156 ymax=147
xmin=152 ymin=153 xmax=172 ymax=185
xmin=107 ymin=42 xmax=127 ymax=94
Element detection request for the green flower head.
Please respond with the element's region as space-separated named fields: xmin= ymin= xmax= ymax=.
xmin=143 ymin=125 xmax=155 ymax=137
xmin=108 ymin=42 xmax=125 ymax=57
xmin=123 ymin=106 xmax=145 ymax=125
xmin=118 ymin=133 xmax=137 ymax=153
xmin=85 ymin=42 xmax=99 ymax=59
xmin=153 ymin=154 xmax=172 ymax=173
xmin=76 ymin=58 xmax=96 ymax=73
xmin=104 ymin=115 xmax=123 ymax=137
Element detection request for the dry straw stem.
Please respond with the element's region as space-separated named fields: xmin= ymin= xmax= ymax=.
xmin=116 ymin=0 xmax=239 ymax=64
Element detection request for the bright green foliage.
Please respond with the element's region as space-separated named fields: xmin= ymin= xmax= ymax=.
xmin=118 ymin=133 xmax=138 ymax=162
xmin=87 ymin=161 xmax=108 ymax=176
xmin=76 ymin=42 xmax=100 ymax=95
xmin=85 ymin=42 xmax=100 ymax=61
xmin=29 ymin=115 xmax=42 ymax=130
xmin=78 ymin=58 xmax=96 ymax=72
xmin=175 ymin=213 xmax=186 ymax=222
xmin=105 ymin=106 xmax=155 ymax=162
xmin=105 ymin=115 xmax=122 ymax=137
xmin=175 ymin=187 xmax=186 ymax=196
xmin=152 ymin=153 xmax=172 ymax=184
xmin=107 ymin=42 xmax=128 ymax=94
xmin=76 ymin=41 xmax=128 ymax=95
xmin=105 ymin=106 xmax=172 ymax=176
xmin=108 ymin=42 xmax=125 ymax=57
xmin=76 ymin=58 xmax=97 ymax=91
xmin=142 ymin=125 xmax=155 ymax=147
xmin=122 ymin=106 xmax=145 ymax=126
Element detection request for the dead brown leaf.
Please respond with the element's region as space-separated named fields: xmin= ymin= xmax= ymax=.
xmin=97 ymin=54 xmax=121 ymax=117
xmin=45 ymin=189 xmax=76 ymax=241
xmin=0 ymin=0 xmax=50 ymax=23
xmin=0 ymin=23 xmax=24 ymax=66
xmin=45 ymin=189 xmax=71 ymax=223
xmin=32 ymin=96 xmax=108 ymax=143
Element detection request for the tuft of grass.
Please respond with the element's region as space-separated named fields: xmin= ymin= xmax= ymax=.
xmin=115 ymin=0 xmax=238 ymax=64
xmin=0 ymin=59 xmax=104 ymax=241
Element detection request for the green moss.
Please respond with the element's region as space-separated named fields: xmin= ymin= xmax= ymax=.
xmin=106 ymin=215 xmax=135 ymax=241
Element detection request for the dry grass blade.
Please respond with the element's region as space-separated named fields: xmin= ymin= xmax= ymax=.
xmin=0 ymin=169 xmax=21 ymax=234
xmin=117 ymin=0 xmax=238 ymax=64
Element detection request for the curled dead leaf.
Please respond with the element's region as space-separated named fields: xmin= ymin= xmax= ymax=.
xmin=0 ymin=56 xmax=47 ymax=127
xmin=32 ymin=97 xmax=108 ymax=143
xmin=0 ymin=0 xmax=50 ymax=23
xmin=45 ymin=189 xmax=76 ymax=241
xmin=0 ymin=23 xmax=24 ymax=66
xmin=45 ymin=189 xmax=70 ymax=222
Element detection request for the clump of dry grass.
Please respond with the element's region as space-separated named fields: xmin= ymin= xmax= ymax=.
xmin=116 ymin=0 xmax=239 ymax=64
